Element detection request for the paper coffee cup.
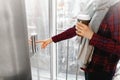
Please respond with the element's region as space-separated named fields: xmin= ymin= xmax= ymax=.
xmin=77 ymin=14 xmax=91 ymax=25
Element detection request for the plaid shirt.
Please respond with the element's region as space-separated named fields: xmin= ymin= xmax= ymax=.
xmin=52 ymin=26 xmax=76 ymax=43
xmin=88 ymin=2 xmax=120 ymax=72
xmin=52 ymin=2 xmax=120 ymax=73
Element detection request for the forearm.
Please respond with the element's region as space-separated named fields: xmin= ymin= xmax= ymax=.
xmin=90 ymin=33 xmax=120 ymax=56
xmin=52 ymin=26 xmax=76 ymax=43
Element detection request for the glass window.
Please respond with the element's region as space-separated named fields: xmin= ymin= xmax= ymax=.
xmin=56 ymin=0 xmax=85 ymax=80
xmin=25 ymin=0 xmax=51 ymax=80
xmin=25 ymin=0 xmax=85 ymax=80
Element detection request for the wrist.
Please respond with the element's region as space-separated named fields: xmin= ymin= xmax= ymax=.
xmin=89 ymin=32 xmax=94 ymax=40
xmin=49 ymin=38 xmax=53 ymax=43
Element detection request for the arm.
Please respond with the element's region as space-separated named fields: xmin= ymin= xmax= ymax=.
xmin=52 ymin=26 xmax=76 ymax=43
xmin=36 ymin=26 xmax=76 ymax=49
xmin=90 ymin=33 xmax=120 ymax=56
xmin=76 ymin=22 xmax=120 ymax=57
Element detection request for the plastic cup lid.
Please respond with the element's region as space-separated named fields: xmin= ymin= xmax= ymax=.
xmin=77 ymin=14 xmax=91 ymax=20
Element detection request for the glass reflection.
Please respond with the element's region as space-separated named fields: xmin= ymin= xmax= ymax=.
xmin=25 ymin=0 xmax=50 ymax=80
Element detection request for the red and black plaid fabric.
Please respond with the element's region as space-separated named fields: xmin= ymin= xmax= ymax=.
xmin=88 ymin=2 xmax=120 ymax=72
xmin=52 ymin=26 xmax=76 ymax=43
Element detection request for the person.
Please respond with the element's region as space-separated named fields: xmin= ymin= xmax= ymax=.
xmin=36 ymin=0 xmax=120 ymax=80
xmin=75 ymin=1 xmax=120 ymax=80
xmin=36 ymin=0 xmax=118 ymax=67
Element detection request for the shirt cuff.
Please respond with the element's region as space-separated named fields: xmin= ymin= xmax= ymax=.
xmin=89 ymin=33 xmax=98 ymax=46
xmin=52 ymin=36 xmax=58 ymax=43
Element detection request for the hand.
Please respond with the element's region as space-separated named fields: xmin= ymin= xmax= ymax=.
xmin=28 ymin=39 xmax=32 ymax=44
xmin=75 ymin=22 xmax=94 ymax=40
xmin=35 ymin=38 xmax=53 ymax=49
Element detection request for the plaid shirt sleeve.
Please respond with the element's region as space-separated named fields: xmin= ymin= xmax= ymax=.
xmin=90 ymin=33 xmax=120 ymax=57
xmin=52 ymin=26 xmax=76 ymax=43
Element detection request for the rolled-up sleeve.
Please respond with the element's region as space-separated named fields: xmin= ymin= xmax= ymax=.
xmin=52 ymin=26 xmax=76 ymax=43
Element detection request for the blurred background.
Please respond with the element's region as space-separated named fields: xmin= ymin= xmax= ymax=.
xmin=25 ymin=0 xmax=84 ymax=80
xmin=0 ymin=0 xmax=120 ymax=80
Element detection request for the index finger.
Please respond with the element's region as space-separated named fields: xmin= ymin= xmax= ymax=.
xmin=35 ymin=40 xmax=44 ymax=43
